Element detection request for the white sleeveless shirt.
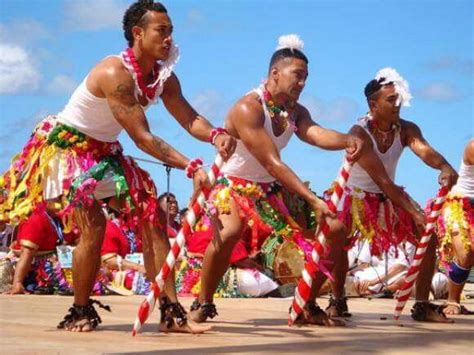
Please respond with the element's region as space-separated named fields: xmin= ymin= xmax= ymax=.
xmin=347 ymin=117 xmax=404 ymax=193
xmin=452 ymin=160 xmax=474 ymax=198
xmin=57 ymin=55 xmax=165 ymax=143
xmin=221 ymin=87 xmax=294 ymax=183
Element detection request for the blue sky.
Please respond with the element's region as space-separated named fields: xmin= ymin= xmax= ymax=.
xmin=0 ymin=0 xmax=472 ymax=209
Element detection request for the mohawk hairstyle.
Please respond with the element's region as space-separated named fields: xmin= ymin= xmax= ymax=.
xmin=123 ymin=0 xmax=168 ymax=47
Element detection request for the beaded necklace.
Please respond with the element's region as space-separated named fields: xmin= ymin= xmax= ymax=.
xmin=262 ymin=88 xmax=297 ymax=132
xmin=367 ymin=116 xmax=399 ymax=146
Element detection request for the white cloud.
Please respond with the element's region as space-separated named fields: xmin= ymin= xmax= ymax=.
xmin=46 ymin=74 xmax=77 ymax=96
xmin=0 ymin=20 xmax=50 ymax=46
xmin=63 ymin=0 xmax=128 ymax=31
xmin=426 ymin=57 xmax=474 ymax=76
xmin=417 ymin=82 xmax=460 ymax=102
xmin=300 ymin=96 xmax=358 ymax=122
xmin=185 ymin=9 xmax=205 ymax=29
xmin=190 ymin=90 xmax=228 ymax=123
xmin=0 ymin=43 xmax=41 ymax=94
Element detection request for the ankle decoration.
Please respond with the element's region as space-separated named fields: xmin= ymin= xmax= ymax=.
xmin=190 ymin=299 xmax=218 ymax=319
xmin=306 ymin=300 xmax=323 ymax=315
xmin=159 ymin=297 xmax=188 ymax=329
xmin=57 ymin=299 xmax=111 ymax=329
xmin=411 ymin=301 xmax=446 ymax=321
xmin=326 ymin=296 xmax=352 ymax=317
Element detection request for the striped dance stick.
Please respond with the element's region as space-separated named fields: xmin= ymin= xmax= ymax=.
xmin=289 ymin=158 xmax=352 ymax=325
xmin=393 ymin=185 xmax=449 ymax=320
xmin=132 ymin=154 xmax=224 ymax=335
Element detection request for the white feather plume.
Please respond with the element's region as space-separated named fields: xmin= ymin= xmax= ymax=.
xmin=375 ymin=67 xmax=412 ymax=107
xmin=276 ymin=34 xmax=304 ymax=51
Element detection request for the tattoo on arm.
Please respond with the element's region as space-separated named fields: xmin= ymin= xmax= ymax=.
xmin=109 ymin=83 xmax=142 ymax=117
xmin=152 ymin=136 xmax=171 ymax=157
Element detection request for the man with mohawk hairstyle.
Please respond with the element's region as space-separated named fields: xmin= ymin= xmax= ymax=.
xmin=328 ymin=67 xmax=458 ymax=322
xmin=0 ymin=0 xmax=235 ymax=333
xmin=189 ymin=34 xmax=364 ymax=327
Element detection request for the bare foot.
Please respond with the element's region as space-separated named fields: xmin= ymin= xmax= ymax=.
xmin=9 ymin=282 xmax=28 ymax=295
xmin=412 ymin=302 xmax=454 ymax=323
xmin=66 ymin=318 xmax=94 ymax=332
xmin=188 ymin=301 xmax=218 ymax=323
xmin=443 ymin=303 xmax=461 ymax=316
xmin=159 ymin=319 xmax=212 ymax=334
xmin=295 ymin=303 xmax=346 ymax=327
xmin=303 ymin=311 xmax=346 ymax=327
xmin=188 ymin=308 xmax=208 ymax=323
xmin=57 ymin=300 xmax=109 ymax=332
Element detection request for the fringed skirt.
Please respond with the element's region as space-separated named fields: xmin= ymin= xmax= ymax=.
xmin=0 ymin=116 xmax=160 ymax=233
xmin=437 ymin=193 xmax=474 ymax=266
xmin=339 ymin=186 xmax=418 ymax=257
xmin=206 ymin=175 xmax=317 ymax=282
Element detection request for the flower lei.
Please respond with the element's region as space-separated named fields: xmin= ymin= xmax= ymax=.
xmin=122 ymin=48 xmax=161 ymax=100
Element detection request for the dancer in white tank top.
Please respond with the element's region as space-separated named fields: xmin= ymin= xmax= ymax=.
xmin=189 ymin=34 xmax=364 ymax=328
xmin=0 ymin=1 xmax=236 ymax=334
xmin=330 ymin=67 xmax=458 ymax=323
xmin=438 ymin=139 xmax=474 ymax=316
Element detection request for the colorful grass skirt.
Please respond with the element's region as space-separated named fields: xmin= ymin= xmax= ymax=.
xmin=0 ymin=116 xmax=160 ymax=234
xmin=339 ymin=186 xmax=418 ymax=257
xmin=437 ymin=193 xmax=474 ymax=266
xmin=206 ymin=175 xmax=317 ymax=278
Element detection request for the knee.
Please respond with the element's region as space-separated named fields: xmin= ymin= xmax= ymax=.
xmin=211 ymin=230 xmax=241 ymax=254
xmin=454 ymin=251 xmax=473 ymax=269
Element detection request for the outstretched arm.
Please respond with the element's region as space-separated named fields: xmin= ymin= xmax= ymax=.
xmin=161 ymin=73 xmax=236 ymax=160
xmin=229 ymin=97 xmax=331 ymax=220
xmin=350 ymin=125 xmax=425 ymax=233
xmin=403 ymin=120 xmax=458 ymax=188
xmin=102 ymin=68 xmax=190 ymax=169
xmin=295 ymin=105 xmax=364 ymax=162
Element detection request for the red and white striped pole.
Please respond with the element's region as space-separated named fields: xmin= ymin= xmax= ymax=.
xmin=393 ymin=186 xmax=449 ymax=320
xmin=289 ymin=158 xmax=352 ymax=325
xmin=132 ymin=154 xmax=223 ymax=335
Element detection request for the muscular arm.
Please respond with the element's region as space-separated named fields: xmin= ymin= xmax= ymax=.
xmin=295 ymin=106 xmax=349 ymax=150
xmin=160 ymin=74 xmax=214 ymax=141
xmin=403 ymin=120 xmax=457 ymax=187
xmin=350 ymin=126 xmax=421 ymax=218
xmin=229 ymin=97 xmax=320 ymax=206
xmin=295 ymin=105 xmax=363 ymax=161
xmin=101 ymin=67 xmax=190 ymax=169
xmin=463 ymin=139 xmax=474 ymax=165
xmin=160 ymin=73 xmax=236 ymax=160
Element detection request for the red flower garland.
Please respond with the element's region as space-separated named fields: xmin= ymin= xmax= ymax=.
xmin=185 ymin=158 xmax=203 ymax=178
xmin=209 ymin=127 xmax=229 ymax=145
xmin=123 ymin=48 xmax=161 ymax=100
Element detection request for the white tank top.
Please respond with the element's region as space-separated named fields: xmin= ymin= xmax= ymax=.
xmin=57 ymin=56 xmax=165 ymax=142
xmin=452 ymin=160 xmax=474 ymax=198
xmin=221 ymin=87 xmax=294 ymax=183
xmin=347 ymin=117 xmax=404 ymax=193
